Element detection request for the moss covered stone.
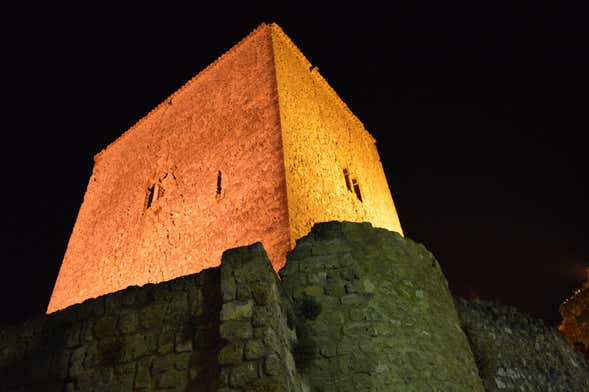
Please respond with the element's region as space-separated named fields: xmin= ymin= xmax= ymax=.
xmin=221 ymin=300 xmax=254 ymax=321
xmin=4 ymin=221 xmax=589 ymax=391
xmin=457 ymin=297 xmax=589 ymax=391
xmin=281 ymin=221 xmax=484 ymax=391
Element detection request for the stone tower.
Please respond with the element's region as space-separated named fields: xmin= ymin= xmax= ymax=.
xmin=47 ymin=23 xmax=403 ymax=313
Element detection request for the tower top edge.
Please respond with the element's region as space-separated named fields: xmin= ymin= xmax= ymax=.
xmin=94 ymin=22 xmax=377 ymax=162
xmin=269 ymin=24 xmax=376 ymax=144
xmin=94 ymin=23 xmax=273 ymax=162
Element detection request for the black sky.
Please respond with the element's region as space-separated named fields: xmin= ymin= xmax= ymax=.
xmin=0 ymin=3 xmax=587 ymax=326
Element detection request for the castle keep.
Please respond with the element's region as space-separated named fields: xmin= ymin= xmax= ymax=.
xmin=3 ymin=23 xmax=587 ymax=392
xmin=48 ymin=23 xmax=403 ymax=313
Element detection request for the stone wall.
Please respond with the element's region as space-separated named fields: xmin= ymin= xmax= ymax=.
xmin=4 ymin=221 xmax=589 ymax=391
xmin=457 ymin=297 xmax=589 ymax=391
xmin=280 ymin=221 xmax=484 ymax=391
xmin=217 ymin=242 xmax=306 ymax=391
xmin=0 ymin=268 xmax=221 ymax=392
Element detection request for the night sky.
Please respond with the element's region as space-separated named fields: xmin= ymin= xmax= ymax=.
xmin=1 ymin=3 xmax=587 ymax=327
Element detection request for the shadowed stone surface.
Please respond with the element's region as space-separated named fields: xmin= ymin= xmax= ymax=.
xmin=458 ymin=297 xmax=589 ymax=392
xmin=280 ymin=221 xmax=484 ymax=391
xmin=0 ymin=269 xmax=221 ymax=392
xmin=2 ymin=222 xmax=588 ymax=391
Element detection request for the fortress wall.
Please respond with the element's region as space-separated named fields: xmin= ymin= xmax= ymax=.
xmin=48 ymin=25 xmax=291 ymax=312
xmin=5 ymin=222 xmax=589 ymax=391
xmin=457 ymin=297 xmax=589 ymax=391
xmin=270 ymin=24 xmax=403 ymax=246
xmin=216 ymin=243 xmax=306 ymax=391
xmin=280 ymin=221 xmax=483 ymax=391
xmin=0 ymin=268 xmax=221 ymax=392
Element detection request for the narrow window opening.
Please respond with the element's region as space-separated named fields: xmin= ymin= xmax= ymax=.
xmin=343 ymin=169 xmax=352 ymax=192
xmin=216 ymin=170 xmax=222 ymax=195
xmin=145 ymin=184 xmax=156 ymax=209
xmin=145 ymin=182 xmax=165 ymax=210
xmin=352 ymin=178 xmax=363 ymax=202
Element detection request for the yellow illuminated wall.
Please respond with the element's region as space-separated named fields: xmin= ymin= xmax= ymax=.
xmin=270 ymin=24 xmax=403 ymax=244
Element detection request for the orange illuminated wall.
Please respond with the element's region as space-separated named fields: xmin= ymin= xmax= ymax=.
xmin=47 ymin=23 xmax=403 ymax=313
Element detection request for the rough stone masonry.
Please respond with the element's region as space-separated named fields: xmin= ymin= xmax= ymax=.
xmin=2 ymin=222 xmax=587 ymax=391
xmin=47 ymin=23 xmax=403 ymax=313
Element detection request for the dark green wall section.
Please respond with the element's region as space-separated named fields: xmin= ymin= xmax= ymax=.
xmin=280 ymin=221 xmax=484 ymax=391
xmin=457 ymin=298 xmax=589 ymax=391
xmin=1 ymin=222 xmax=587 ymax=391
xmin=0 ymin=269 xmax=220 ymax=391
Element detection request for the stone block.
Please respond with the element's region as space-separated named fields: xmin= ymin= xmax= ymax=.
xmin=244 ymin=339 xmax=266 ymax=360
xmin=259 ymin=327 xmax=280 ymax=350
xmin=120 ymin=334 xmax=156 ymax=362
xmin=155 ymin=368 xmax=185 ymax=389
xmin=174 ymin=352 xmax=192 ymax=370
xmin=252 ymin=305 xmax=276 ymax=327
xmin=221 ymin=300 xmax=254 ymax=321
xmin=264 ymin=353 xmax=283 ymax=376
xmin=220 ymin=320 xmax=253 ymax=341
xmin=236 ymin=286 xmax=253 ymax=300
xmin=325 ymin=281 xmax=346 ymax=297
xmin=117 ymin=311 xmax=138 ymax=334
xmin=93 ymin=316 xmax=118 ymax=338
xmin=303 ymin=286 xmax=324 ymax=297
xmin=139 ymin=302 xmax=168 ymax=330
xmin=153 ymin=353 xmax=177 ymax=374
xmin=134 ymin=363 xmax=151 ymax=389
xmin=114 ymin=362 xmax=136 ymax=375
xmin=221 ymin=276 xmax=237 ymax=302
xmin=251 ymin=283 xmax=271 ymax=305
xmin=219 ymin=367 xmax=232 ymax=388
xmin=68 ymin=346 xmax=85 ymax=378
xmin=175 ymin=332 xmax=193 ymax=352
xmin=157 ymin=332 xmax=175 ymax=354
xmin=229 ymin=361 xmax=259 ymax=388
xmin=219 ymin=342 xmax=244 ymax=365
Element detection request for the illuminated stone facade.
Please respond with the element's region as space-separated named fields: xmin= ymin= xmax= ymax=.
xmin=47 ymin=23 xmax=403 ymax=313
